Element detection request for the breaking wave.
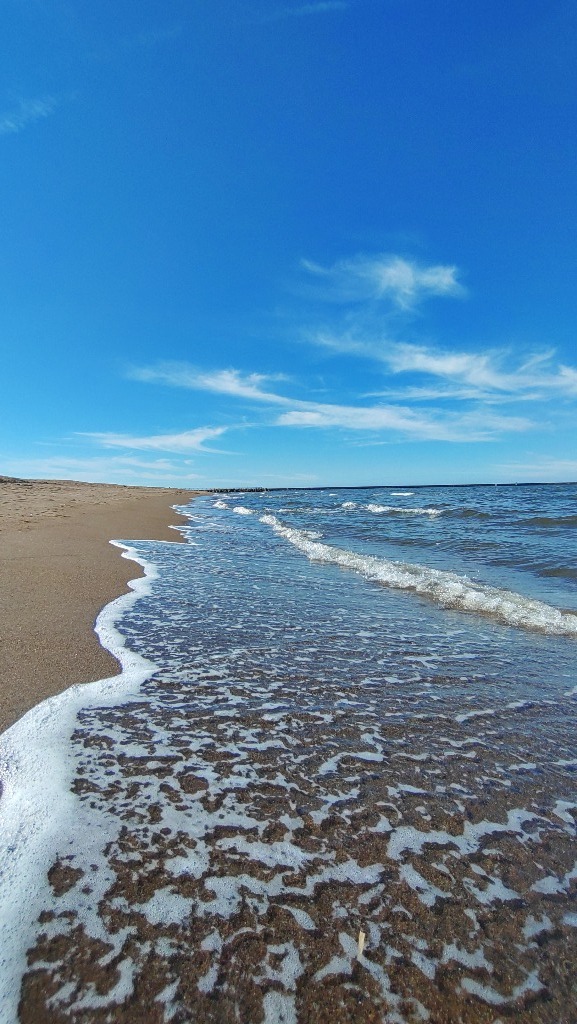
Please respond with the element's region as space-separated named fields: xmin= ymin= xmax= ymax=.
xmin=365 ymin=504 xmax=441 ymax=517
xmin=258 ymin=515 xmax=577 ymax=637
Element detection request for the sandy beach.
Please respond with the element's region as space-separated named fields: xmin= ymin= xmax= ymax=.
xmin=0 ymin=477 xmax=198 ymax=734
xmin=1 ymin=481 xmax=576 ymax=1022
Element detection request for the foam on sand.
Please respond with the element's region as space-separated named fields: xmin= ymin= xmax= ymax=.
xmin=0 ymin=544 xmax=158 ymax=1022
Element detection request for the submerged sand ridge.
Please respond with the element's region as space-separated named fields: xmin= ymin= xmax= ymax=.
xmin=0 ymin=477 xmax=198 ymax=733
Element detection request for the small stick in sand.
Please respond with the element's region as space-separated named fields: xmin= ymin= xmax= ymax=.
xmin=357 ymin=930 xmax=366 ymax=959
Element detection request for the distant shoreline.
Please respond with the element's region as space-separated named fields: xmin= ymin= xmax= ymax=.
xmin=0 ymin=478 xmax=199 ymax=734
xmin=204 ymin=480 xmax=577 ymax=492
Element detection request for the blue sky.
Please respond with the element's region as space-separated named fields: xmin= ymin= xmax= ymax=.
xmin=1 ymin=0 xmax=576 ymax=487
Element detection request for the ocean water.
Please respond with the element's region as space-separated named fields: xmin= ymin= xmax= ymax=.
xmin=1 ymin=483 xmax=576 ymax=1023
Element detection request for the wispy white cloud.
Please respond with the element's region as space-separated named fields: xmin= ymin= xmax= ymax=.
xmin=385 ymin=344 xmax=508 ymax=388
xmin=0 ymin=96 xmax=59 ymax=136
xmin=276 ymin=401 xmax=530 ymax=442
xmin=303 ymin=253 xmax=577 ymax=403
xmin=383 ymin=344 xmax=558 ymax=393
xmin=314 ymin=334 xmax=577 ymax=401
xmin=391 ymin=345 xmax=577 ymax=399
xmin=131 ymin=364 xmax=293 ymax=405
xmin=132 ymin=361 xmax=532 ymax=442
xmin=302 ymin=254 xmax=464 ymax=309
xmin=83 ymin=426 xmax=229 ymax=454
xmin=363 ymin=384 xmax=503 ymax=403
xmin=558 ymin=364 xmax=577 ymax=393
xmin=127 ymin=249 xmax=574 ymax=449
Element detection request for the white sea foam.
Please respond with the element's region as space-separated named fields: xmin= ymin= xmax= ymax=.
xmin=258 ymin=514 xmax=577 ymax=636
xmin=366 ymin=503 xmax=441 ymax=517
xmin=460 ymin=970 xmax=543 ymax=1006
xmin=523 ymin=914 xmax=553 ymax=941
xmin=391 ymin=491 xmax=415 ymax=496
xmin=0 ymin=543 xmax=159 ymax=1022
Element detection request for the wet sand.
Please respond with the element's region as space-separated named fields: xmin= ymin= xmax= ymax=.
xmin=0 ymin=477 xmax=198 ymax=734
xmin=18 ymin=655 xmax=577 ymax=1023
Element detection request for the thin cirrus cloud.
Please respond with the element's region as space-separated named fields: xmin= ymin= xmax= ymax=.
xmin=380 ymin=344 xmax=577 ymax=396
xmin=0 ymin=96 xmax=59 ymax=136
xmin=114 ymin=251 xmax=575 ymax=459
xmin=131 ymin=364 xmax=294 ymax=406
xmin=301 ymin=254 xmax=464 ymax=309
xmin=132 ymin=362 xmax=532 ymax=442
xmin=302 ymin=253 xmax=577 ymax=400
xmin=314 ymin=334 xmax=577 ymax=401
xmin=275 ymin=402 xmax=531 ymax=442
xmin=83 ymin=426 xmax=229 ymax=454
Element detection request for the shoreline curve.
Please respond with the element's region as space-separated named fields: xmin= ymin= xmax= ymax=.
xmin=0 ymin=477 xmax=200 ymax=734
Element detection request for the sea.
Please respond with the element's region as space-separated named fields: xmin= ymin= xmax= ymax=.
xmin=1 ymin=483 xmax=576 ymax=1023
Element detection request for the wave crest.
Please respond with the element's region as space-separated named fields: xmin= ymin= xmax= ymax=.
xmin=259 ymin=515 xmax=577 ymax=637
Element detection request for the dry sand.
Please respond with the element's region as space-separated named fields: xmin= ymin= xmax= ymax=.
xmin=0 ymin=477 xmax=199 ymax=734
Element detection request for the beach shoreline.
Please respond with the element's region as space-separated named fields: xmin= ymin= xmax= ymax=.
xmin=0 ymin=477 xmax=199 ymax=734
xmin=2 ymin=482 xmax=577 ymax=1021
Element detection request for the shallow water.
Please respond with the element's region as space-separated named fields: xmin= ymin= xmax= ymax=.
xmin=1 ymin=484 xmax=576 ymax=1023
